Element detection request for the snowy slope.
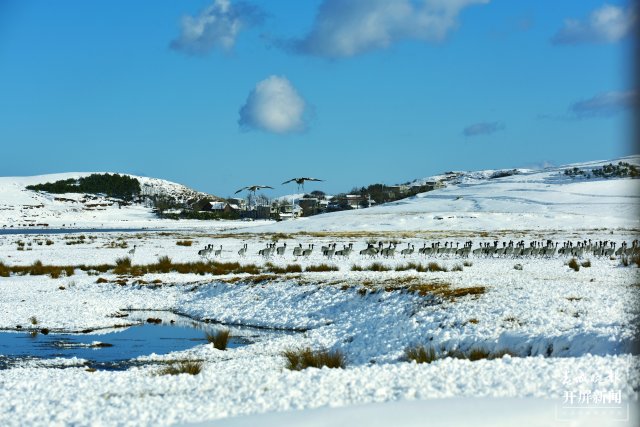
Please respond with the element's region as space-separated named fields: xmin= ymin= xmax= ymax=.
xmin=0 ymin=172 xmax=224 ymax=229
xmin=250 ymin=156 xmax=640 ymax=233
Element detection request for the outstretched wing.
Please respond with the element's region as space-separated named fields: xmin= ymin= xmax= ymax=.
xmin=302 ymin=177 xmax=323 ymax=182
xmin=282 ymin=179 xmax=296 ymax=185
xmin=234 ymin=187 xmax=248 ymax=194
xmin=260 ymin=185 xmax=274 ymax=190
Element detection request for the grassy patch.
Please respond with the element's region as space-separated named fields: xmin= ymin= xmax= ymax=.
xmin=427 ymin=262 xmax=447 ymax=272
xmin=114 ymin=257 xmax=132 ymax=274
xmin=283 ymin=347 xmax=346 ymax=370
xmin=158 ymin=360 xmax=203 ymax=376
xmin=405 ymin=344 xmax=515 ymax=364
xmin=29 ymin=316 xmax=38 ymax=325
xmin=264 ymin=262 xmax=303 ymax=274
xmin=176 ymin=240 xmax=194 ymax=246
xmin=305 ymin=264 xmax=339 ymax=272
xmin=450 ymin=264 xmax=464 ymax=272
xmin=206 ymin=329 xmax=230 ymax=350
xmin=404 ymin=345 xmax=437 ymax=364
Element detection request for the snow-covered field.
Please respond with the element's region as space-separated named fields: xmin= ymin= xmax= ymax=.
xmin=0 ymin=157 xmax=638 ymax=426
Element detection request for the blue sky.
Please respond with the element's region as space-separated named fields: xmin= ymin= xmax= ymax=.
xmin=0 ymin=0 xmax=636 ymax=198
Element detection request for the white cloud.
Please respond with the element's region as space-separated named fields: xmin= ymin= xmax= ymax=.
xmin=552 ymin=3 xmax=636 ymax=44
xmin=238 ymin=76 xmax=308 ymax=134
xmin=171 ymin=0 xmax=263 ymax=55
xmin=285 ymin=0 xmax=489 ymax=58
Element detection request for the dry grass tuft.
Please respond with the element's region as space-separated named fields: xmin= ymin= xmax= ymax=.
xmin=114 ymin=257 xmax=132 ymax=274
xmin=158 ymin=360 xmax=203 ymax=376
xmin=427 ymin=262 xmax=447 ymax=272
xmin=404 ymin=345 xmax=437 ymax=364
xmin=568 ymin=258 xmax=580 ymax=272
xmin=206 ymin=329 xmax=230 ymax=350
xmin=264 ymin=263 xmax=303 ymax=274
xmin=283 ymin=347 xmax=346 ymax=370
xmin=176 ymin=240 xmax=194 ymax=246
xmin=305 ymin=264 xmax=339 ymax=272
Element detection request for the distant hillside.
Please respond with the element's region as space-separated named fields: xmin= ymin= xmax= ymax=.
xmin=249 ymin=155 xmax=640 ymax=233
xmin=0 ymin=172 xmax=223 ymax=228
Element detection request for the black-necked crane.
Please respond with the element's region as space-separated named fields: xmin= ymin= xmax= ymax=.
xmin=281 ymin=177 xmax=323 ymax=192
xmin=235 ymin=185 xmax=274 ymax=197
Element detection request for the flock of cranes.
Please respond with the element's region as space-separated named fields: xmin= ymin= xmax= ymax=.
xmin=195 ymin=239 xmax=639 ymax=260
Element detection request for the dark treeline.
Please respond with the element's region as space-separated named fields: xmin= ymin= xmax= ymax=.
xmin=26 ymin=174 xmax=141 ymax=201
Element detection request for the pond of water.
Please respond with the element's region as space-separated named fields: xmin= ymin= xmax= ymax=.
xmin=0 ymin=311 xmax=288 ymax=370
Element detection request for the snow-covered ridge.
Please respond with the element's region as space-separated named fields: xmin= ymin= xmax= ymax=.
xmin=0 ymin=172 xmax=221 ymax=229
xmin=251 ymin=155 xmax=640 ymax=233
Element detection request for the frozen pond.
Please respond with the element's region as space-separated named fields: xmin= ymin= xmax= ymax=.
xmin=0 ymin=311 xmax=291 ymax=370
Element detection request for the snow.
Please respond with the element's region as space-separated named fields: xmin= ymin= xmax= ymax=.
xmin=0 ymin=156 xmax=638 ymax=426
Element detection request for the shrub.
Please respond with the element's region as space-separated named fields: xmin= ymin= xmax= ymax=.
xmin=206 ymin=329 xmax=230 ymax=350
xmin=450 ymin=264 xmax=464 ymax=272
xmin=283 ymin=347 xmax=346 ymax=370
xmin=404 ymin=345 xmax=437 ymax=364
xmin=29 ymin=316 xmax=38 ymax=325
xmin=568 ymin=258 xmax=580 ymax=272
xmin=45 ymin=240 xmax=54 ymax=246
xmin=96 ymin=277 xmax=108 ymax=284
xmin=463 ymin=261 xmax=473 ymax=267
xmin=305 ymin=264 xmax=339 ymax=272
xmin=159 ymin=360 xmax=203 ymax=376
xmin=351 ymin=264 xmax=364 ymax=271
xmin=176 ymin=240 xmax=193 ymax=247
xmin=581 ymin=259 xmax=591 ymax=268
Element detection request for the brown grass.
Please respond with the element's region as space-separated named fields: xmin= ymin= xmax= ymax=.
xmin=305 ymin=264 xmax=339 ymax=272
xmin=176 ymin=240 xmax=194 ymax=246
xmin=158 ymin=360 xmax=203 ymax=376
xmin=568 ymin=258 xmax=580 ymax=271
xmin=404 ymin=345 xmax=437 ymax=364
xmin=206 ymin=329 xmax=230 ymax=350
xmin=264 ymin=262 xmax=303 ymax=274
xmin=427 ymin=262 xmax=447 ymax=272
xmin=283 ymin=347 xmax=345 ymax=370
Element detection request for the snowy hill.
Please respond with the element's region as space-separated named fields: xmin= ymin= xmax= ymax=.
xmin=251 ymin=156 xmax=640 ymax=233
xmin=0 ymin=172 xmax=222 ymax=229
